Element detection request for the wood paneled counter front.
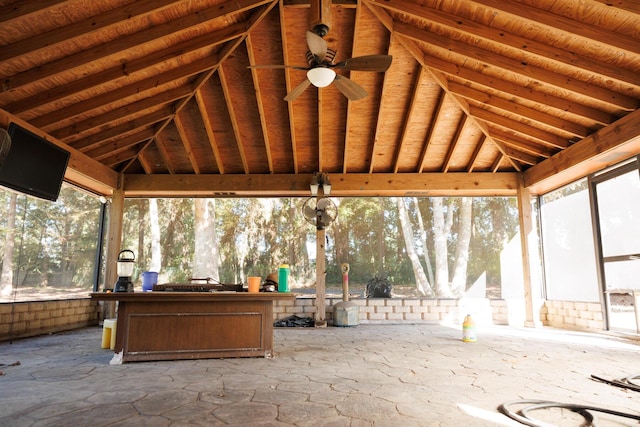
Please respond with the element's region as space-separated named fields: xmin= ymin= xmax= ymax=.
xmin=91 ymin=292 xmax=294 ymax=363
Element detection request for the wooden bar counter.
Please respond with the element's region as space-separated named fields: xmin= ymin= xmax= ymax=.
xmin=91 ymin=292 xmax=294 ymax=363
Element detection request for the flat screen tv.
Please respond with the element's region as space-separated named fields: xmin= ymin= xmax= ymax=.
xmin=0 ymin=123 xmax=70 ymax=202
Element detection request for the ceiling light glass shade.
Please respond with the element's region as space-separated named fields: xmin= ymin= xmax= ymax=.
xmin=307 ymin=68 xmax=336 ymax=87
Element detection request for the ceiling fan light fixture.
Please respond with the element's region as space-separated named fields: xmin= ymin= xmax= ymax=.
xmin=307 ymin=67 xmax=336 ymax=87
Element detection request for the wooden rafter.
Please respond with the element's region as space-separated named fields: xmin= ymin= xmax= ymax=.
xmin=395 ymin=22 xmax=636 ymax=111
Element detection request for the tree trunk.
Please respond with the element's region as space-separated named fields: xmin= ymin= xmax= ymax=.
xmin=137 ymin=200 xmax=146 ymax=266
xmin=193 ymin=198 xmax=219 ymax=280
xmin=377 ymin=198 xmax=386 ymax=276
xmin=432 ymin=198 xmax=452 ymax=297
xmin=0 ymin=193 xmax=17 ymax=296
xmin=148 ymin=198 xmax=162 ymax=273
xmin=450 ymin=197 xmax=473 ymax=296
xmin=412 ymin=197 xmax=435 ymax=286
xmin=396 ymin=198 xmax=433 ymax=296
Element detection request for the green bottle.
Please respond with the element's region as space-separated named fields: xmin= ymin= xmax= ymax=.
xmin=278 ymin=264 xmax=289 ymax=292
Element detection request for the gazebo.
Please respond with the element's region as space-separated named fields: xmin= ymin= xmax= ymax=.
xmin=0 ymin=0 xmax=639 ymax=330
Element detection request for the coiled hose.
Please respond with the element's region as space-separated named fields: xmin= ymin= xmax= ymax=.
xmin=499 ymin=374 xmax=640 ymax=426
xmin=498 ymin=399 xmax=640 ymax=426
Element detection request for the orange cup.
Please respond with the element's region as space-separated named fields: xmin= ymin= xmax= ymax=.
xmin=248 ymin=276 xmax=261 ymax=293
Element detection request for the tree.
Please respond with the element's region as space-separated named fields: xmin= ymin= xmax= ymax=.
xmin=413 ymin=197 xmax=435 ymax=286
xmin=450 ymin=197 xmax=473 ymax=295
xmin=193 ymin=198 xmax=219 ymax=279
xmin=432 ymin=198 xmax=453 ymax=297
xmin=0 ymin=192 xmax=17 ymax=296
xmin=148 ymin=199 xmax=161 ymax=272
xmin=396 ymin=197 xmax=433 ymax=296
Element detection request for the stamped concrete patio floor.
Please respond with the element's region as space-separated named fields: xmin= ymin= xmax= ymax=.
xmin=1 ymin=323 xmax=640 ymax=426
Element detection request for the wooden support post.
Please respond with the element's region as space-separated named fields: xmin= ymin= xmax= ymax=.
xmin=314 ymin=182 xmax=328 ymax=327
xmin=104 ymin=180 xmax=125 ymax=318
xmin=315 ymin=227 xmax=326 ymax=327
xmin=517 ymin=175 xmax=542 ymax=328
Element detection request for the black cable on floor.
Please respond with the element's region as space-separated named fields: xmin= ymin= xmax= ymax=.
xmin=498 ymin=399 xmax=640 ymax=427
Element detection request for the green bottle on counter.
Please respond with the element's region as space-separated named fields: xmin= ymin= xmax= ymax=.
xmin=278 ymin=264 xmax=289 ymax=292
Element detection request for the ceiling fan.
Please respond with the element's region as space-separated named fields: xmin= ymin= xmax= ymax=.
xmin=250 ymin=30 xmax=392 ymax=102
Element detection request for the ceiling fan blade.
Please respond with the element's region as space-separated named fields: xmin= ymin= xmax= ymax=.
xmin=304 ymin=204 xmax=317 ymax=220
xmin=333 ymin=75 xmax=367 ymax=101
xmin=317 ymin=198 xmax=331 ymax=209
xmin=332 ymin=55 xmax=393 ymax=72
xmin=284 ymin=78 xmax=312 ymax=102
xmin=306 ymin=30 xmax=327 ymax=62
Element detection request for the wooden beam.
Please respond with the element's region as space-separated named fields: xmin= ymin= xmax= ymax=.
xmin=469 ymin=106 xmax=571 ymax=149
xmin=524 ymin=109 xmax=640 ymax=194
xmin=31 ymin=70 xmax=198 ymax=129
xmin=69 ymin=108 xmax=177 ymax=152
xmin=417 ymin=90 xmax=445 ymax=173
xmin=489 ymin=128 xmax=555 ymax=159
xmin=366 ymin=0 xmax=639 ymax=87
xmin=449 ymin=82 xmax=591 ymax=138
xmin=174 ymin=114 xmax=200 ymax=174
xmin=0 ymin=0 xmax=68 ymax=25
xmin=87 ymin=131 xmax=156 ymax=161
xmin=0 ymin=0 xmax=180 ymax=63
xmin=467 ymin=134 xmax=487 ymax=173
xmin=442 ymin=115 xmax=466 ymax=172
xmin=393 ymin=67 xmax=424 ymax=173
xmin=51 ymin=91 xmax=183 ymax=141
xmin=395 ymin=22 xmax=637 ymax=111
xmin=123 ymin=2 xmax=278 ymax=174
xmin=246 ymin=32 xmax=275 ymax=173
xmin=218 ymin=65 xmax=250 ymax=174
xmin=1 ymin=0 xmax=275 ymax=93
xmin=471 ymin=0 xmax=640 ymax=55
xmin=6 ymin=25 xmax=245 ymax=116
xmin=123 ymin=172 xmax=520 ymax=197
xmin=195 ymin=89 xmax=225 ymax=174
xmin=280 ymin=0 xmax=300 ymax=173
xmin=104 ymin=182 xmax=124 ymax=288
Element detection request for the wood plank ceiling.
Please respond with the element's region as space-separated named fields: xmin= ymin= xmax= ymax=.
xmin=0 ymin=0 xmax=639 ymax=197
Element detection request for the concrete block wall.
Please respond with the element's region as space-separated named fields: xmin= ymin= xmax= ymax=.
xmin=0 ymin=297 xmax=608 ymax=342
xmin=541 ymin=300 xmax=605 ymax=332
xmin=0 ymin=299 xmax=100 ymax=342
xmin=275 ymin=297 xmax=510 ymax=326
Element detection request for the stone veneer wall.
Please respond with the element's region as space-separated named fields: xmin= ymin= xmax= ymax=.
xmin=541 ymin=300 xmax=605 ymax=332
xmin=0 ymin=299 xmax=100 ymax=342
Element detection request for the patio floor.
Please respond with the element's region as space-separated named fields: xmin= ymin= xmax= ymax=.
xmin=1 ymin=323 xmax=639 ymax=426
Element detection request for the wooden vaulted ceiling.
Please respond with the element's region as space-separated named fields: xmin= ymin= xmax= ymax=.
xmin=0 ymin=0 xmax=639 ymax=198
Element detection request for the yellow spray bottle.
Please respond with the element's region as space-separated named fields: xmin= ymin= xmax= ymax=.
xmin=462 ymin=314 xmax=477 ymax=342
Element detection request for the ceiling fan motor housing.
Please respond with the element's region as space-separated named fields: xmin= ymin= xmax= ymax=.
xmin=310 ymin=0 xmax=331 ymax=37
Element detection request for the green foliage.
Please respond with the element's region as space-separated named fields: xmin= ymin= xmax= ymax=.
xmin=2 ymin=185 xmax=520 ymax=299
xmin=0 ymin=185 xmax=103 ymax=290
